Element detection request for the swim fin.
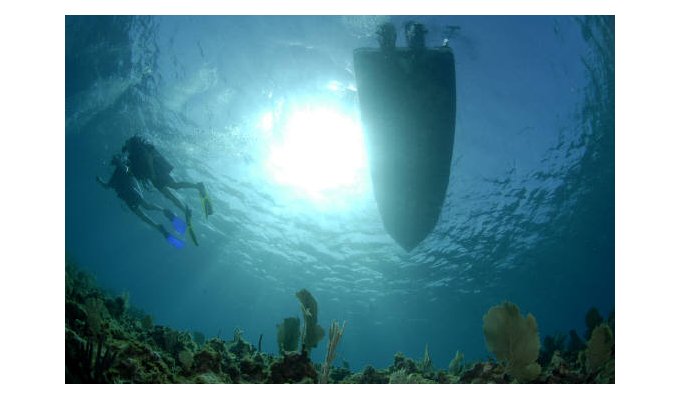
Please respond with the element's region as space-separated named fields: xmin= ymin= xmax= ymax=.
xmin=164 ymin=209 xmax=187 ymax=235
xmin=160 ymin=224 xmax=185 ymax=248
xmin=171 ymin=216 xmax=187 ymax=235
xmin=185 ymin=205 xmax=199 ymax=246
xmin=166 ymin=234 xmax=185 ymax=249
xmin=187 ymin=225 xmax=199 ymax=246
xmin=201 ymin=195 xmax=213 ymax=219
xmin=198 ymin=183 xmax=214 ymax=218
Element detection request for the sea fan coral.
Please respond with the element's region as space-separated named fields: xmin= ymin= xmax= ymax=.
xmin=295 ymin=289 xmax=325 ymax=351
xmin=585 ymin=324 xmax=613 ymax=373
xmin=482 ymin=301 xmax=541 ymax=382
xmin=276 ymin=317 xmax=300 ymax=354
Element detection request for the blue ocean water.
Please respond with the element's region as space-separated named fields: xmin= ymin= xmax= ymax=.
xmin=65 ymin=16 xmax=614 ymax=370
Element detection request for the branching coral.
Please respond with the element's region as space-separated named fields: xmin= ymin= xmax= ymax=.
xmin=65 ymin=332 xmax=118 ymax=383
xmin=448 ymin=350 xmax=464 ymax=375
xmin=320 ymin=320 xmax=347 ymax=383
xmin=389 ymin=368 xmax=409 ymax=384
xmin=420 ymin=343 xmax=433 ymax=373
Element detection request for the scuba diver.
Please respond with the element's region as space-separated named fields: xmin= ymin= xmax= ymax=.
xmin=96 ymin=154 xmax=187 ymax=248
xmin=122 ymin=135 xmax=214 ymax=246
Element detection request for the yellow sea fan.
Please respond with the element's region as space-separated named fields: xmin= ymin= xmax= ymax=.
xmin=586 ymin=324 xmax=614 ymax=373
xmin=482 ymin=301 xmax=542 ymax=382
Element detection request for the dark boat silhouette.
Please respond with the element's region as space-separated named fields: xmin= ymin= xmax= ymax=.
xmin=354 ymin=22 xmax=457 ymax=251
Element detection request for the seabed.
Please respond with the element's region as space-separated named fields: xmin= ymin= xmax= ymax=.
xmin=66 ymin=261 xmax=614 ymax=384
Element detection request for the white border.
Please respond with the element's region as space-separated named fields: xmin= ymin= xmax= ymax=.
xmin=61 ymin=0 xmax=617 ymax=15
xmin=3 ymin=0 xmax=680 ymax=398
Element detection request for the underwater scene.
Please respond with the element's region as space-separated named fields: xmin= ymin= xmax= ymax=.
xmin=65 ymin=15 xmax=615 ymax=384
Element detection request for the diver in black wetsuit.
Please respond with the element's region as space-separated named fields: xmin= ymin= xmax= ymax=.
xmin=96 ymin=154 xmax=185 ymax=246
xmin=121 ymin=135 xmax=213 ymax=246
xmin=122 ymin=136 xmax=213 ymax=216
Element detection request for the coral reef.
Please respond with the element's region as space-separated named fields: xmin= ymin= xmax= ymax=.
xmin=345 ymin=365 xmax=390 ymax=384
xmin=390 ymin=352 xmax=418 ymax=375
xmin=567 ymin=329 xmax=586 ymax=356
xmin=65 ymin=261 xmax=613 ymax=384
xmin=267 ymin=351 xmax=317 ymax=383
xmin=65 ymin=328 xmax=118 ymax=383
xmin=388 ymin=368 xmax=435 ymax=384
xmin=459 ymin=361 xmax=510 ymax=383
xmin=328 ymin=362 xmax=352 ymax=383
xmin=193 ymin=331 xmax=206 ymax=346
xmin=539 ymin=332 xmax=566 ymax=365
xmin=388 ymin=368 xmax=409 ymax=383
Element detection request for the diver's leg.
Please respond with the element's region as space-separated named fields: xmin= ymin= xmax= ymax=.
xmin=158 ymin=186 xmax=186 ymax=212
xmin=140 ymin=199 xmax=179 ymax=223
xmin=159 ymin=185 xmax=199 ymax=244
xmin=130 ymin=206 xmax=168 ymax=238
xmin=139 ymin=199 xmax=163 ymax=212
xmin=166 ymin=180 xmax=212 ymax=216
xmin=167 ymin=180 xmax=205 ymax=195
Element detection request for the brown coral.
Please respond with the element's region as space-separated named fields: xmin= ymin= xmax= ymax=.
xmin=482 ymin=301 xmax=541 ymax=382
xmin=585 ymin=324 xmax=613 ymax=373
xmin=296 ymin=289 xmax=325 ymax=351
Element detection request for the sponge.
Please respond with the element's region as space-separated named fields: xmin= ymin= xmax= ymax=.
xmin=483 ymin=301 xmax=542 ymax=382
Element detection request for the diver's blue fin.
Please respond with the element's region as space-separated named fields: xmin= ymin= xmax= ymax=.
xmin=166 ymin=234 xmax=185 ymax=249
xmin=164 ymin=209 xmax=187 ymax=235
xmin=171 ymin=216 xmax=187 ymax=235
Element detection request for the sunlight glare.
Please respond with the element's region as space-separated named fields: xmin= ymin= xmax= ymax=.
xmin=266 ymin=106 xmax=367 ymax=202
